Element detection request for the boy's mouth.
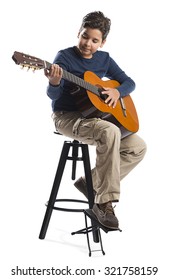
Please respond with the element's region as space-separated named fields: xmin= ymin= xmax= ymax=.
xmin=82 ymin=47 xmax=91 ymax=52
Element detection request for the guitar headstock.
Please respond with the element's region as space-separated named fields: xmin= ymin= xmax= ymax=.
xmin=12 ymin=51 xmax=50 ymax=71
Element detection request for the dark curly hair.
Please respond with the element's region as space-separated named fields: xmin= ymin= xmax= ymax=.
xmin=79 ymin=11 xmax=111 ymax=41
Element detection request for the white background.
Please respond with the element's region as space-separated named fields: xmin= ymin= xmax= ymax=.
xmin=1 ymin=0 xmax=168 ymax=279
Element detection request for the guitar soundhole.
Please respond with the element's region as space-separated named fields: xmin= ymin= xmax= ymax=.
xmin=97 ymin=86 xmax=108 ymax=101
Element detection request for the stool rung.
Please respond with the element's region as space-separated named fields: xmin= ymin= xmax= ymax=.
xmin=67 ymin=156 xmax=83 ymax=161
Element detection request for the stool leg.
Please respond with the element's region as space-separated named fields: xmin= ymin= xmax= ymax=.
xmin=39 ymin=142 xmax=70 ymax=239
xmin=81 ymin=145 xmax=94 ymax=208
xmin=71 ymin=140 xmax=79 ymax=180
xmin=81 ymin=144 xmax=99 ymax=243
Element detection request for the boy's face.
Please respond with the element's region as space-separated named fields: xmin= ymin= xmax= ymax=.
xmin=77 ymin=27 xmax=106 ymax=59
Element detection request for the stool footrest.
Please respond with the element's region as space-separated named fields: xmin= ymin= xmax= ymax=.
xmin=46 ymin=198 xmax=88 ymax=212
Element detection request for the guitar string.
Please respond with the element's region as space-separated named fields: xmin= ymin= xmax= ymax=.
xmin=62 ymin=69 xmax=99 ymax=96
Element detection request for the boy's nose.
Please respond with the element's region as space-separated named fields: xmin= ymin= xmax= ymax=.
xmin=85 ymin=39 xmax=91 ymax=46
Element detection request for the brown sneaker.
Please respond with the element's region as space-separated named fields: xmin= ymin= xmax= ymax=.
xmin=92 ymin=201 xmax=119 ymax=229
xmin=74 ymin=177 xmax=96 ymax=199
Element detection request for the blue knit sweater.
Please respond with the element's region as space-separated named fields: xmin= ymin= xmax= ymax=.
xmin=47 ymin=46 xmax=135 ymax=112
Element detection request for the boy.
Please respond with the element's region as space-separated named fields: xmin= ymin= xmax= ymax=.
xmin=45 ymin=11 xmax=146 ymax=229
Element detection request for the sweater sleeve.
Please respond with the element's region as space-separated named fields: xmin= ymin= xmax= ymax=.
xmin=46 ymin=81 xmax=64 ymax=101
xmin=46 ymin=51 xmax=68 ymax=101
xmin=106 ymin=57 xmax=136 ymax=97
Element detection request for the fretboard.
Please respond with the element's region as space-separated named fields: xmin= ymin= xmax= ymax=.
xmin=44 ymin=60 xmax=100 ymax=97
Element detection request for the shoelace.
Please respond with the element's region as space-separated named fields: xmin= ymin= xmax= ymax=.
xmin=100 ymin=202 xmax=116 ymax=214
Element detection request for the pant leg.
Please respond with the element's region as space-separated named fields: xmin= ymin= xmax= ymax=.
xmin=90 ymin=133 xmax=147 ymax=203
xmin=89 ymin=119 xmax=122 ymax=204
xmin=120 ymin=134 xmax=147 ymax=180
xmin=52 ymin=112 xmax=146 ymax=204
xmin=52 ymin=111 xmax=122 ymax=203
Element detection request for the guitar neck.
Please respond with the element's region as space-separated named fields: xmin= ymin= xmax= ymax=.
xmin=12 ymin=51 xmax=100 ymax=97
xmin=44 ymin=60 xmax=99 ymax=96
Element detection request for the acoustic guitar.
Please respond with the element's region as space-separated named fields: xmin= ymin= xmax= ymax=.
xmin=12 ymin=51 xmax=139 ymax=138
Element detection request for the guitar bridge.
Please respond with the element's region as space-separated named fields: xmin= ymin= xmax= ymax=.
xmin=120 ymin=98 xmax=127 ymax=117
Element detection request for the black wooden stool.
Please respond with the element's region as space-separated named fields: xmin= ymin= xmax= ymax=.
xmin=39 ymin=134 xmax=104 ymax=254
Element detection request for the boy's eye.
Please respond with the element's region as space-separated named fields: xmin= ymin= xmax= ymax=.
xmin=82 ymin=34 xmax=88 ymax=39
xmin=82 ymin=35 xmax=98 ymax=44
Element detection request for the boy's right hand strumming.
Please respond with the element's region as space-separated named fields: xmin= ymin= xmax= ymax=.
xmin=44 ymin=64 xmax=63 ymax=86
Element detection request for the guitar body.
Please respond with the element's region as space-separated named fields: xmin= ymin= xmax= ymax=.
xmin=73 ymin=71 xmax=139 ymax=138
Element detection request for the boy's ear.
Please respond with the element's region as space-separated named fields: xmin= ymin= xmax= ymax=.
xmin=100 ymin=39 xmax=106 ymax=48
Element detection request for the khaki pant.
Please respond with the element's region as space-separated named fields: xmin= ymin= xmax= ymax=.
xmin=52 ymin=111 xmax=147 ymax=204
